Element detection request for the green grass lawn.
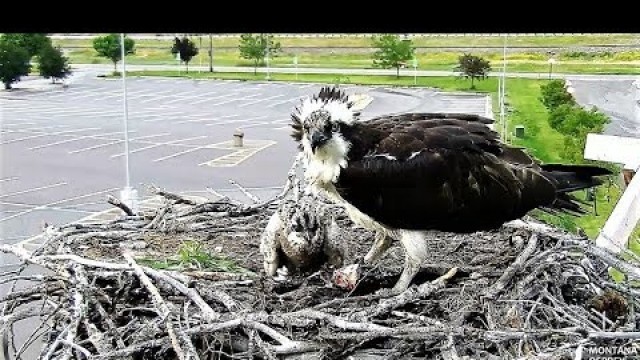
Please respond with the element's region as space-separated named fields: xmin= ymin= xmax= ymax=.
xmin=55 ymin=34 xmax=640 ymax=75
xmin=63 ymin=47 xmax=640 ymax=75
xmin=52 ymin=34 xmax=640 ymax=49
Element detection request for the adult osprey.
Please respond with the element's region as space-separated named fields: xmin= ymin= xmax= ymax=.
xmin=290 ymin=86 xmax=611 ymax=294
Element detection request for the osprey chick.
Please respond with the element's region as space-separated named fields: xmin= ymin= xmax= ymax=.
xmin=290 ymin=86 xmax=611 ymax=294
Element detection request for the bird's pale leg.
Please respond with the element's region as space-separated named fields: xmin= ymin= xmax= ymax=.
xmin=390 ymin=230 xmax=430 ymax=294
xmin=324 ymin=218 xmax=345 ymax=267
xmin=364 ymin=232 xmax=393 ymax=264
xmin=259 ymin=212 xmax=283 ymax=276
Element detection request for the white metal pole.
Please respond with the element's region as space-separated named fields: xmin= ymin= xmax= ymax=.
xmin=266 ymin=47 xmax=271 ymax=81
xmin=199 ymin=35 xmax=202 ymax=74
xmin=497 ymin=74 xmax=502 ymax=127
xmin=635 ymin=78 xmax=640 ymax=123
xmin=120 ymin=34 xmax=131 ymax=189
xmin=119 ymin=33 xmax=137 ymax=212
xmin=500 ymin=34 xmax=507 ymax=143
xmin=266 ymin=35 xmax=272 ymax=81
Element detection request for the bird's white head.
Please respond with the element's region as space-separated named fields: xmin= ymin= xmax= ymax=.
xmin=290 ymin=87 xmax=358 ymax=186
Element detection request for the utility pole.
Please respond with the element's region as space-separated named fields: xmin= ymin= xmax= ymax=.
xmin=265 ymin=41 xmax=271 ymax=81
xmin=198 ymin=35 xmax=202 ymax=73
xmin=119 ymin=33 xmax=137 ymax=213
xmin=208 ymin=34 xmax=213 ymax=72
xmin=500 ymin=34 xmax=507 ymax=144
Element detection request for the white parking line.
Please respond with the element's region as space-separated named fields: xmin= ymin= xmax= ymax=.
xmin=27 ymin=107 xmax=122 ymax=115
xmin=238 ymin=121 xmax=274 ymax=129
xmin=152 ymin=145 xmax=212 ymax=162
xmin=0 ymin=127 xmax=102 ymax=145
xmin=138 ymin=88 xmax=232 ymax=104
xmin=207 ymin=115 xmax=270 ymax=126
xmin=238 ymin=94 xmax=285 ymax=108
xmin=110 ymin=135 xmax=208 ymax=158
xmin=266 ymin=97 xmax=301 ymax=108
xmin=188 ymin=92 xmax=256 ymax=105
xmin=65 ymin=91 xmax=123 ymax=100
xmin=2 ymin=125 xmax=69 ymax=133
xmin=0 ymin=187 xmax=119 ymax=223
xmin=207 ymin=98 xmax=244 ymax=107
xmin=173 ymin=114 xmax=240 ymax=125
xmin=199 ymin=141 xmax=276 ymax=167
xmin=184 ymin=87 xmax=232 ymax=100
xmin=28 ymin=130 xmax=129 ymax=150
xmin=141 ymin=110 xmax=203 ymax=122
xmin=162 ymin=89 xmax=216 ymax=104
xmin=137 ymin=90 xmax=205 ymax=102
xmin=55 ymin=200 xmax=105 ymax=208
xmin=0 ymin=177 xmax=18 ymax=183
xmin=0 ymin=182 xmax=68 ymax=199
xmin=0 ymin=201 xmax=95 ymax=215
xmin=69 ymin=133 xmax=171 ymax=154
xmin=0 ymin=122 xmax=38 ymax=127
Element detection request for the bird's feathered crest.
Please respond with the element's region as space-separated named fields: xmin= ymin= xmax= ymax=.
xmin=290 ymin=86 xmax=356 ymax=146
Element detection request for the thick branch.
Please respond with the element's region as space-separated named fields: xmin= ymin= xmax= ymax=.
xmin=122 ymin=253 xmax=193 ymax=360
xmin=107 ymin=194 xmax=135 ymax=216
xmin=484 ymin=234 xmax=539 ymax=300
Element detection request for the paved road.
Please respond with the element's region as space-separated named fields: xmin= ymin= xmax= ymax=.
xmin=71 ymin=63 xmax=640 ymax=81
xmin=569 ymin=80 xmax=640 ymax=138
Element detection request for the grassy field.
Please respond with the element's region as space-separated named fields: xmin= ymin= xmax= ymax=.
xmin=53 ymin=34 xmax=640 ymax=75
xmin=64 ymin=47 xmax=640 ymax=75
xmin=120 ymin=69 xmax=638 ymax=246
xmin=52 ymin=34 xmax=640 ymax=48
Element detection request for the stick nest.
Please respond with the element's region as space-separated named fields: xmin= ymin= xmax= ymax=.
xmin=2 ymin=179 xmax=640 ymax=360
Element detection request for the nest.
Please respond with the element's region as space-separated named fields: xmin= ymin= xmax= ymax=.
xmin=2 ymin=171 xmax=640 ymax=360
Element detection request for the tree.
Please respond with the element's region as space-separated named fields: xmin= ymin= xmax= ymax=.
xmin=547 ymin=103 xmax=610 ymax=163
xmin=371 ymin=34 xmax=415 ymax=78
xmin=171 ymin=36 xmax=199 ymax=73
xmin=549 ymin=104 xmax=609 ymax=136
xmin=238 ymin=34 xmax=281 ymax=75
xmin=92 ymin=34 xmax=135 ymax=72
xmin=37 ymin=44 xmax=72 ymax=83
xmin=454 ymin=53 xmax=491 ymax=89
xmin=1 ymin=33 xmax=51 ymax=58
xmin=0 ymin=38 xmax=31 ymax=89
xmin=539 ymin=79 xmax=576 ymax=111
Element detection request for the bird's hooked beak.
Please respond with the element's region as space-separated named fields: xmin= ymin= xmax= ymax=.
xmin=310 ymin=131 xmax=330 ymax=154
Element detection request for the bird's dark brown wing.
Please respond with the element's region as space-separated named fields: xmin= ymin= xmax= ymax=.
xmin=335 ymin=114 xmax=557 ymax=232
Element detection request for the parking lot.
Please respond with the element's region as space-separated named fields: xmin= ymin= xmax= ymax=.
xmin=570 ymin=79 xmax=640 ymax=137
xmin=1 ymin=73 xmax=491 ymax=248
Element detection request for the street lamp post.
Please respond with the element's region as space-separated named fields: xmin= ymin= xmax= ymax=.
xmin=198 ymin=35 xmax=202 ymax=73
xmin=265 ymin=44 xmax=271 ymax=81
xmin=500 ymin=34 xmax=507 ymax=143
xmin=119 ymin=33 xmax=137 ymax=213
xmin=548 ymin=58 xmax=556 ymax=79
xmin=208 ymin=34 xmax=213 ymax=73
xmin=412 ymin=57 xmax=418 ymax=85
